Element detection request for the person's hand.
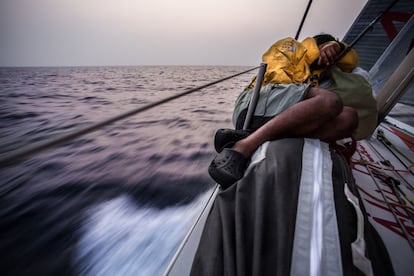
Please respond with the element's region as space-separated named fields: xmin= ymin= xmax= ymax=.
xmin=317 ymin=41 xmax=342 ymax=67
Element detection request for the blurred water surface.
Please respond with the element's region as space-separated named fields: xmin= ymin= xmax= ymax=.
xmin=0 ymin=66 xmax=253 ymax=275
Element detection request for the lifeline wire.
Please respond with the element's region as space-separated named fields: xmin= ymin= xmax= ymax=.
xmin=0 ymin=66 xmax=261 ymax=167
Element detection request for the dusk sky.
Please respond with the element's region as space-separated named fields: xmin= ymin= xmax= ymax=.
xmin=0 ymin=0 xmax=367 ymax=66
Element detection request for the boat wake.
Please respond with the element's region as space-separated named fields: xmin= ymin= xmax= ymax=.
xmin=74 ymin=191 xmax=211 ymax=276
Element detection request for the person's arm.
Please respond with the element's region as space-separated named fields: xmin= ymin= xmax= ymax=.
xmin=317 ymin=41 xmax=342 ymax=67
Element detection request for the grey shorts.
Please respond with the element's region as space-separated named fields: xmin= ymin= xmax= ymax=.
xmin=233 ymin=83 xmax=310 ymax=130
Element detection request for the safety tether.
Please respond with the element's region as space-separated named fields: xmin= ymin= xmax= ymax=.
xmin=0 ymin=66 xmax=261 ymax=167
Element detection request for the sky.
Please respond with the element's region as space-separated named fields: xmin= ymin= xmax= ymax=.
xmin=0 ymin=0 xmax=368 ymax=67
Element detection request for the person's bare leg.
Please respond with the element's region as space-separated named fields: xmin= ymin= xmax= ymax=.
xmin=232 ymin=87 xmax=358 ymax=158
xmin=307 ymin=106 xmax=358 ymax=141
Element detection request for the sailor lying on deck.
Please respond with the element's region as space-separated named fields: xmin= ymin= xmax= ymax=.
xmin=208 ymin=34 xmax=378 ymax=189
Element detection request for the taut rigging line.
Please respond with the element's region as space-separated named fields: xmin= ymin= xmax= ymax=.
xmin=0 ymin=65 xmax=262 ymax=167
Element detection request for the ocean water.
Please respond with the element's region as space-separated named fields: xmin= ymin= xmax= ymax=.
xmin=0 ymin=66 xmax=254 ymax=275
xmin=2 ymin=65 xmax=413 ymax=276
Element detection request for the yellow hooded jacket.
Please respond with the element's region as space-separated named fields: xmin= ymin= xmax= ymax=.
xmin=247 ymin=37 xmax=358 ymax=88
xmin=242 ymin=36 xmax=376 ymax=140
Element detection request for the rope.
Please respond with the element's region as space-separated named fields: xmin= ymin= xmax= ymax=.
xmin=377 ymin=129 xmax=414 ymax=175
xmin=352 ymin=158 xmax=413 ymax=174
xmin=0 ymin=66 xmax=261 ymax=167
xmin=357 ymin=184 xmax=414 ymax=212
xmin=346 ymin=0 xmax=399 ymax=49
xmin=355 ymin=147 xmax=414 ymax=250
xmin=294 ymin=0 xmax=313 ymax=40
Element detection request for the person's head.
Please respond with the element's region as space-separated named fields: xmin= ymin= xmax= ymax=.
xmin=313 ymin=33 xmax=358 ymax=72
xmin=313 ymin=34 xmax=338 ymax=46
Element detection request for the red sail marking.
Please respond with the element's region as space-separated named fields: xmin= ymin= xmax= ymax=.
xmin=373 ymin=216 xmax=414 ymax=241
xmin=388 ymin=126 xmax=414 ymax=153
